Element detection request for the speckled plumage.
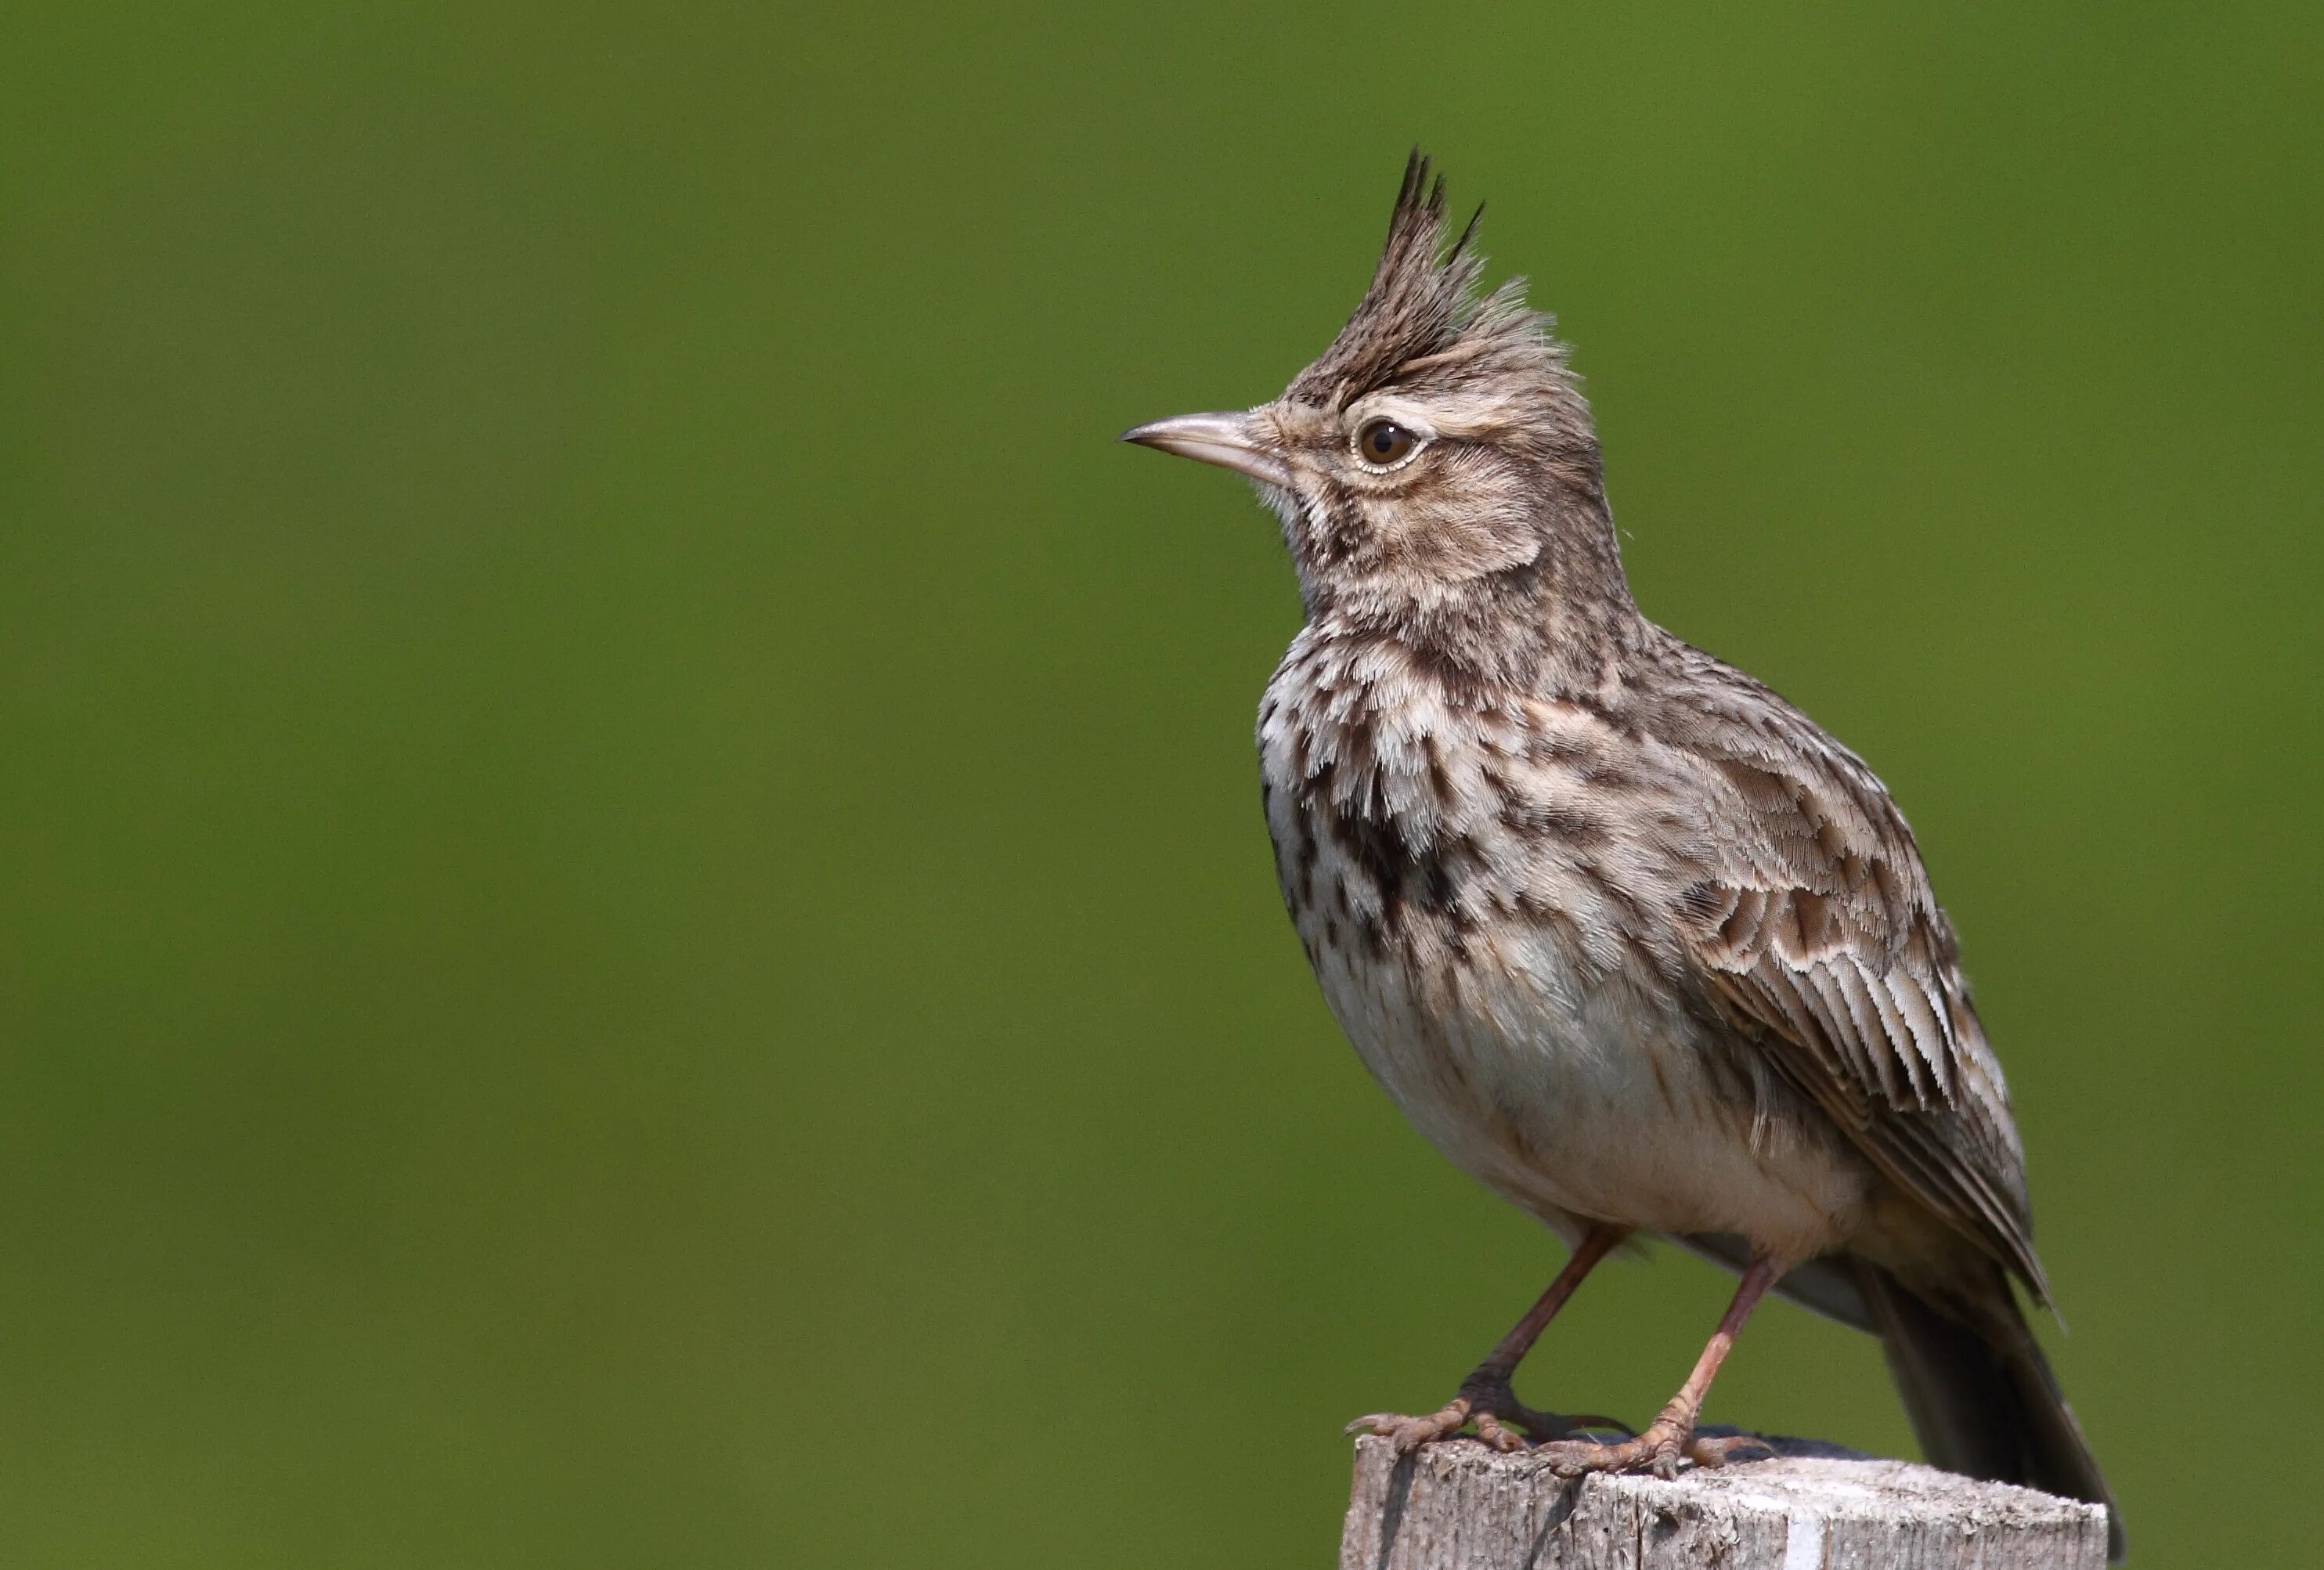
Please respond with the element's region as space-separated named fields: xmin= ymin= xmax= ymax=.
xmin=1124 ymin=155 xmax=2118 ymax=1560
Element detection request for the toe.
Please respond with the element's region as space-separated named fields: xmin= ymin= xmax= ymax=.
xmin=1388 ymin=1415 xmax=1449 ymax=1453
xmin=1532 ymin=1428 xmax=1698 ymax=1478
xmin=1507 ymin=1406 xmax=1633 ymax=1442
xmin=1532 ymin=1438 xmax=1622 ymax=1477
xmin=1472 ymin=1412 xmax=1528 ymax=1453
xmin=1686 ymin=1433 xmax=1774 ymax=1467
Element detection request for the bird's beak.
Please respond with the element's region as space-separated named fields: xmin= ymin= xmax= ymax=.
xmin=1119 ymin=410 xmax=1290 ymax=489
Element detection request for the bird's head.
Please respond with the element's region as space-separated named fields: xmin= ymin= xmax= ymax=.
xmin=1125 ymin=154 xmax=1626 ymax=665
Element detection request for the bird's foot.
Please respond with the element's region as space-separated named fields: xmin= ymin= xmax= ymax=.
xmin=1531 ymin=1418 xmax=1773 ymax=1480
xmin=1346 ymin=1374 xmax=1631 ymax=1456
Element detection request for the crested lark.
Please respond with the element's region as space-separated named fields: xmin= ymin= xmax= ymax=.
xmin=1124 ymin=155 xmax=2120 ymax=1561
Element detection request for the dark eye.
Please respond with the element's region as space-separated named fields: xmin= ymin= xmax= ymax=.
xmin=1355 ymin=419 xmax=1418 ymax=466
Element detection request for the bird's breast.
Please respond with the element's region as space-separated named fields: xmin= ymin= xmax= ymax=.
xmin=1254 ymin=642 xmax=1869 ymax=1254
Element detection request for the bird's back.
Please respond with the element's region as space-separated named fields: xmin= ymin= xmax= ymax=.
xmin=1626 ymin=628 xmax=2045 ymax=1297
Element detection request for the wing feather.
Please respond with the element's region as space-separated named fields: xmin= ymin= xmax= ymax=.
xmin=1655 ymin=647 xmax=2048 ymax=1300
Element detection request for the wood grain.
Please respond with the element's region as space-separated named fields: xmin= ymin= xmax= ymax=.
xmin=1340 ymin=1435 xmax=2109 ymax=1568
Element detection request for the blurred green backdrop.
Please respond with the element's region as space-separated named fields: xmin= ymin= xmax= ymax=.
xmin=2 ymin=3 xmax=2318 ymax=1565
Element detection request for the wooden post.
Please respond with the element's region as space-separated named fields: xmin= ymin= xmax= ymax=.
xmin=1341 ymin=1435 xmax=2109 ymax=1568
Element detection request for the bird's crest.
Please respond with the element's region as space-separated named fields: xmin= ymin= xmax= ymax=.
xmin=1288 ymin=151 xmax=1547 ymax=408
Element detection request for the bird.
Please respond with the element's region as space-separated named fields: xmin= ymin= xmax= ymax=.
xmin=1121 ymin=153 xmax=2120 ymax=1562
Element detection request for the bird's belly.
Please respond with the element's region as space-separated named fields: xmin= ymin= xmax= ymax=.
xmin=1308 ymin=926 xmax=1868 ymax=1261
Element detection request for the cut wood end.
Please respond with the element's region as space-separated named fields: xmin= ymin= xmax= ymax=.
xmin=1341 ymin=1435 xmax=2111 ymax=1569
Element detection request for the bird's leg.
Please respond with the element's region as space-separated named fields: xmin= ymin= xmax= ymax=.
xmin=1533 ymin=1253 xmax=1787 ymax=1479
xmin=1348 ymin=1225 xmax=1632 ymax=1454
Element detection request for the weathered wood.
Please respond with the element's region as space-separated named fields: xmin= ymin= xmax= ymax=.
xmin=1341 ymin=1435 xmax=2108 ymax=1569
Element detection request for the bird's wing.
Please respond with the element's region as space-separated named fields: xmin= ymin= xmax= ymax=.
xmin=1655 ymin=651 xmax=2048 ymax=1299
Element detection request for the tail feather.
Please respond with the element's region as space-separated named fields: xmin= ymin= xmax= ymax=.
xmin=1856 ymin=1258 xmax=2124 ymax=1564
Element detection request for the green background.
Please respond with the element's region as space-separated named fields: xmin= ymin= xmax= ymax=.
xmin=3 ymin=4 xmax=2316 ymax=1565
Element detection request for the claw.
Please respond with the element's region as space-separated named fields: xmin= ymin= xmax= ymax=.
xmin=1531 ymin=1421 xmax=1772 ymax=1478
xmin=1687 ymin=1432 xmax=1774 ymax=1466
xmin=1347 ymin=1399 xmax=1475 ymax=1453
xmin=1346 ymin=1379 xmax=1628 ymax=1454
xmin=1472 ymin=1411 xmax=1528 ymax=1453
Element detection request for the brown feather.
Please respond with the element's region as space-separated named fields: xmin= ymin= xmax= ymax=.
xmin=1139 ymin=153 xmax=2113 ymax=1542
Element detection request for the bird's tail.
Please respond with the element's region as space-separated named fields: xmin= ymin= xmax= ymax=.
xmin=1857 ymin=1258 xmax=2124 ymax=1564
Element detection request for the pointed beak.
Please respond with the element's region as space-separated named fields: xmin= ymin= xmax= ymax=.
xmin=1119 ymin=410 xmax=1290 ymax=489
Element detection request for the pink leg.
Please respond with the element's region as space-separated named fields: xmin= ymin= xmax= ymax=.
xmin=1348 ymin=1227 xmax=1633 ymax=1453
xmin=1534 ymin=1253 xmax=1786 ymax=1478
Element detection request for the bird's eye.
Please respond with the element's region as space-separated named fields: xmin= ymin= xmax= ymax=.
xmin=1355 ymin=419 xmax=1419 ymax=467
